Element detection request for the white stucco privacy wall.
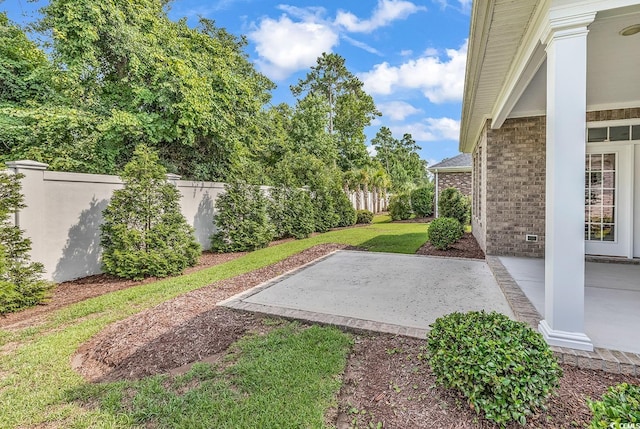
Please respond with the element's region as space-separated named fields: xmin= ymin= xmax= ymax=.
xmin=4 ymin=161 xmax=225 ymax=282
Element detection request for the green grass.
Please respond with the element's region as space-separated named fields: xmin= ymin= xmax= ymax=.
xmin=0 ymin=220 xmax=427 ymax=428
xmin=68 ymin=323 xmax=351 ymax=429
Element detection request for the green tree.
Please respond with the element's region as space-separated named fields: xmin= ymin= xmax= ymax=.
xmin=372 ymin=127 xmax=429 ymax=193
xmin=291 ymin=53 xmax=380 ymax=171
xmin=211 ymin=182 xmax=275 ymax=252
xmin=0 ymin=169 xmax=52 ymax=314
xmin=100 ymin=144 xmax=201 ymax=280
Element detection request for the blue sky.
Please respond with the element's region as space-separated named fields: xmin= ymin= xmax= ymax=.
xmin=3 ymin=0 xmax=471 ymax=166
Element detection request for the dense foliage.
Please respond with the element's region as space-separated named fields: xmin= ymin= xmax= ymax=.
xmin=410 ymin=185 xmax=435 ymax=218
xmin=438 ymin=187 xmax=471 ymax=225
xmin=356 ymin=210 xmax=374 ymax=224
xmin=268 ymin=186 xmax=316 ymax=240
xmin=588 ymin=383 xmax=640 ymax=428
xmin=427 ymin=217 xmax=463 ymax=250
xmin=0 ymin=170 xmax=52 ymax=314
xmin=211 ymin=182 xmax=275 ymax=252
xmin=427 ymin=311 xmax=562 ymax=426
xmin=372 ymin=126 xmax=429 ymax=193
xmin=100 ymin=145 xmax=201 ymax=280
xmin=332 ymin=188 xmax=358 ymax=227
xmin=388 ymin=194 xmax=412 ymax=221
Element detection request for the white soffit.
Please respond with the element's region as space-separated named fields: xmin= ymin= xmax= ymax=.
xmin=509 ymin=7 xmax=640 ymax=118
xmin=460 ymin=1 xmax=542 ymax=153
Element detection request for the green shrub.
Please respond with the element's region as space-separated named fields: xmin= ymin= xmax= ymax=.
xmin=310 ymin=187 xmax=340 ymax=233
xmin=389 ymin=194 xmax=412 ymax=220
xmin=428 ymin=217 xmax=464 ymax=250
xmin=100 ymin=145 xmax=201 ymax=280
xmin=587 ymin=383 xmax=640 ymax=428
xmin=426 ymin=311 xmax=562 ymax=426
xmin=356 ymin=209 xmax=374 ymax=224
xmin=411 ymin=186 xmax=435 ymax=217
xmin=211 ymin=182 xmax=276 ymax=252
xmin=268 ymin=186 xmax=316 ymax=240
xmin=438 ymin=187 xmax=470 ymax=225
xmin=333 ymin=188 xmax=357 ymax=227
xmin=0 ymin=170 xmax=52 ymax=314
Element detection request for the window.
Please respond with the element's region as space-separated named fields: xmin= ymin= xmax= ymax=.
xmin=585 ymin=153 xmax=616 ymax=242
xmin=587 ymin=124 xmax=640 ymax=142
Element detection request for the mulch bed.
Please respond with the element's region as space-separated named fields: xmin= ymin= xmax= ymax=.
xmin=3 ymin=227 xmax=637 ymax=428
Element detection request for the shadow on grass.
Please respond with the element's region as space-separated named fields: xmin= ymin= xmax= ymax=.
xmin=354 ymin=232 xmax=427 ymax=254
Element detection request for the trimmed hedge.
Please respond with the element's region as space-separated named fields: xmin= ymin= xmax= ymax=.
xmin=211 ymin=182 xmax=275 ymax=252
xmin=389 ymin=194 xmax=412 ymax=221
xmin=268 ymin=186 xmax=316 ymax=240
xmin=410 ymin=186 xmax=434 ymax=217
xmin=333 ymin=188 xmax=357 ymax=227
xmin=356 ymin=210 xmax=373 ymax=224
xmin=426 ymin=311 xmax=562 ymax=426
xmin=438 ymin=187 xmax=470 ymax=225
xmin=428 ymin=217 xmax=464 ymax=250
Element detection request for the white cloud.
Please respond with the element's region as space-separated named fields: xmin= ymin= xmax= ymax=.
xmin=402 ymin=117 xmax=460 ymax=142
xmin=341 ymin=35 xmax=382 ymax=55
xmin=432 ymin=0 xmax=471 ymax=13
xmin=400 ymin=49 xmax=413 ymax=56
xmin=367 ymin=145 xmax=378 ymax=157
xmin=248 ymin=15 xmax=339 ymax=80
xmin=360 ymin=40 xmax=467 ymax=103
xmin=335 ymin=0 xmax=427 ymax=33
xmin=378 ymin=101 xmax=422 ymax=121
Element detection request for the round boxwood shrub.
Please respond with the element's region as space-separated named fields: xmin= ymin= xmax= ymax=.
xmin=268 ymin=186 xmax=316 ymax=240
xmin=587 ymin=383 xmax=640 ymax=428
xmin=211 ymin=182 xmax=275 ymax=252
xmin=426 ymin=311 xmax=562 ymax=426
xmin=428 ymin=217 xmax=463 ymax=250
xmin=388 ymin=193 xmax=412 ymax=221
xmin=356 ymin=209 xmax=374 ymax=224
xmin=100 ymin=145 xmax=201 ymax=280
xmin=438 ymin=187 xmax=470 ymax=225
xmin=411 ymin=186 xmax=435 ymax=217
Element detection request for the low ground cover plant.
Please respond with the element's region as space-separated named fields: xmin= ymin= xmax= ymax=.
xmin=389 ymin=193 xmax=412 ymax=220
xmin=588 ymin=382 xmax=640 ymax=428
xmin=0 ymin=170 xmax=52 ymax=314
xmin=427 ymin=217 xmax=463 ymax=250
xmin=411 ymin=186 xmax=435 ymax=217
xmin=356 ymin=209 xmax=374 ymax=224
xmin=438 ymin=187 xmax=471 ymax=225
xmin=100 ymin=145 xmax=201 ymax=280
xmin=426 ymin=311 xmax=562 ymax=426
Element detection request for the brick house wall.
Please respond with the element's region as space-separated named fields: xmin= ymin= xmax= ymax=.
xmin=438 ymin=172 xmax=471 ymax=197
xmin=472 ymin=107 xmax=640 ymax=258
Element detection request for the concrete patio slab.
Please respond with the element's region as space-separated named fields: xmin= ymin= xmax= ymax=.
xmin=499 ymin=256 xmax=640 ymax=354
xmin=220 ymin=250 xmax=514 ymax=338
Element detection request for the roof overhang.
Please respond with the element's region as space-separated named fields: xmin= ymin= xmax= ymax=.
xmin=427 ymin=166 xmax=472 ymax=173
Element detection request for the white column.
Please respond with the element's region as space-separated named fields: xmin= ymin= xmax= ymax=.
xmin=539 ymin=15 xmax=595 ymax=351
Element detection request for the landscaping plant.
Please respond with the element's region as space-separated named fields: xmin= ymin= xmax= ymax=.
xmin=388 ymin=193 xmax=412 ymax=220
xmin=268 ymin=186 xmax=316 ymax=239
xmin=0 ymin=169 xmax=51 ymax=314
xmin=356 ymin=209 xmax=374 ymax=224
xmin=587 ymin=382 xmax=640 ymax=428
xmin=428 ymin=217 xmax=464 ymax=250
xmin=426 ymin=311 xmax=562 ymax=426
xmin=438 ymin=187 xmax=471 ymax=225
xmin=212 ymin=181 xmax=276 ymax=252
xmin=410 ymin=185 xmax=435 ymax=217
xmin=332 ymin=188 xmax=357 ymax=227
xmin=100 ymin=144 xmax=201 ymax=280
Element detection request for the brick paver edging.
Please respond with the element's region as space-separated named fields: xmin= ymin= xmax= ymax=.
xmin=486 ymin=256 xmax=640 ymax=375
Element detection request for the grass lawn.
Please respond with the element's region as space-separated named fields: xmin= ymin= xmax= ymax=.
xmin=0 ymin=217 xmax=428 ymax=428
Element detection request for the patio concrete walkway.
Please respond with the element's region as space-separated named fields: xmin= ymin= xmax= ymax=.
xmin=498 ymin=256 xmax=640 ymax=355
xmin=220 ymin=250 xmax=513 ymax=338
